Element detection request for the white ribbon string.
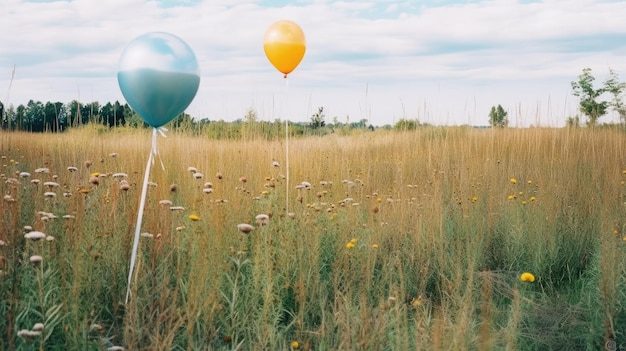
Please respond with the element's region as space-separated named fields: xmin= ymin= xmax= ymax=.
xmin=125 ymin=127 xmax=164 ymax=303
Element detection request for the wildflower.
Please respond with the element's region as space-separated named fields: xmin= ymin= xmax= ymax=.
xmin=301 ymin=181 xmax=312 ymax=189
xmin=203 ymin=188 xmax=213 ymax=194
xmin=4 ymin=195 xmax=15 ymax=202
xmin=372 ymin=244 xmax=379 ymax=249
xmin=44 ymin=192 xmax=57 ymax=198
xmin=112 ymin=173 xmax=128 ymax=178
xmin=30 ymin=255 xmax=43 ymax=265
xmin=24 ymin=231 xmax=46 ymax=241
xmin=19 ymin=172 xmax=31 ymax=178
xmin=291 ymin=341 xmax=300 ymax=350
xmin=62 ymin=215 xmax=75 ymax=219
xmin=109 ymin=152 xmax=119 ymax=158
xmin=34 ymin=167 xmax=50 ymax=174
xmin=159 ymin=199 xmax=172 ymax=206
xmin=470 ymin=196 xmax=478 ymax=203
xmin=84 ymin=160 xmax=92 ymax=168
xmin=204 ymin=182 xmax=213 ymax=189
xmin=67 ymin=166 xmax=78 ymax=172
xmin=520 ymin=272 xmax=535 ymax=283
xmin=527 ymin=180 xmax=532 ymax=184
xmin=255 ymin=214 xmax=270 ymax=226
xmin=120 ymin=183 xmax=130 ymax=191
xmin=89 ymin=176 xmax=99 ymax=185
xmin=239 ymin=176 xmax=247 ymax=183
xmin=187 ymin=166 xmax=198 ymax=173
xmin=45 ymin=236 xmax=55 ymax=242
xmin=411 ymin=296 xmax=423 ymax=308
xmin=147 ymin=182 xmax=158 ymax=187
xmin=237 ymin=223 xmax=254 ymax=234
xmin=530 ymin=196 xmax=536 ymax=201
xmin=193 ymin=173 xmax=204 ymax=179
xmin=346 ymin=242 xmax=355 ymax=249
xmin=32 ymin=323 xmax=44 ymax=332
xmin=170 ymin=184 xmax=178 ymax=192
xmin=23 ymin=226 xmax=33 ymax=232
xmin=510 ymin=178 xmax=517 ymax=184
xmin=17 ymin=329 xmax=42 ymax=340
xmin=31 ymin=179 xmax=40 ymax=185
xmin=170 ymin=206 xmax=185 ymax=211
xmin=272 ymin=160 xmax=280 ymax=168
xmin=189 ymin=214 xmax=200 ymax=221
xmin=507 ymin=195 xmax=515 ymax=200
xmin=216 ymin=172 xmax=223 ymax=180
xmin=140 ymin=232 xmax=154 ymax=238
xmin=521 ymin=201 xmax=527 ymax=205
xmin=44 ymin=181 xmax=59 ymax=188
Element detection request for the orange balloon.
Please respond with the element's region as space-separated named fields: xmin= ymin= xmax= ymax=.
xmin=263 ymin=20 xmax=306 ymax=77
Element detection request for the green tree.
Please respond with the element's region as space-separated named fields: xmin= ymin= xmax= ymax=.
xmin=571 ymin=68 xmax=608 ymax=126
xmin=394 ymin=118 xmax=419 ymax=131
xmin=310 ymin=106 xmax=325 ymax=129
xmin=603 ymin=69 xmax=626 ymax=125
xmin=488 ymin=104 xmax=508 ymax=127
xmin=25 ymin=100 xmax=45 ymax=132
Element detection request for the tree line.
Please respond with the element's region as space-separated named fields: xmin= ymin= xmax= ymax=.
xmin=0 ymin=100 xmax=137 ymax=132
xmin=488 ymin=68 xmax=626 ymax=128
xmin=4 ymin=67 xmax=623 ymax=132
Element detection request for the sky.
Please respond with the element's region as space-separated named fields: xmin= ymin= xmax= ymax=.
xmin=2 ymin=0 xmax=626 ymax=127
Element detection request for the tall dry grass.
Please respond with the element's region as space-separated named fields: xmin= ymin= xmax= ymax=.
xmin=1 ymin=125 xmax=625 ymax=350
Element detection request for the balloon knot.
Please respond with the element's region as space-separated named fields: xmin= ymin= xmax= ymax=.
xmin=283 ymin=74 xmax=288 ymax=79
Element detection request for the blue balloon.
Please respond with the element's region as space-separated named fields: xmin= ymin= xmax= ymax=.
xmin=117 ymin=32 xmax=200 ymax=128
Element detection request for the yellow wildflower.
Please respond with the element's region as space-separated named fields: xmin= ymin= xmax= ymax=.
xmin=372 ymin=244 xmax=379 ymax=249
xmin=346 ymin=242 xmax=355 ymax=249
xmin=510 ymin=178 xmax=517 ymax=184
xmin=291 ymin=341 xmax=300 ymax=350
xmin=189 ymin=214 xmax=200 ymax=221
xmin=520 ymin=272 xmax=535 ymax=283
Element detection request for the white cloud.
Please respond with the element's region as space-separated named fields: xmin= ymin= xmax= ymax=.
xmin=1 ymin=0 xmax=626 ymax=126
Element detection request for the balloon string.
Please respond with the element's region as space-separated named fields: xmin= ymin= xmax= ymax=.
xmin=153 ymin=127 xmax=167 ymax=170
xmin=285 ymin=77 xmax=290 ymax=214
xmin=125 ymin=128 xmax=157 ymax=304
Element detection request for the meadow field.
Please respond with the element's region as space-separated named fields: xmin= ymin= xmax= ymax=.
xmin=1 ymin=126 xmax=625 ymax=350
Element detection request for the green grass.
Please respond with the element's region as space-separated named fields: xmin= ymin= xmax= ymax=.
xmin=1 ymin=125 xmax=625 ymax=350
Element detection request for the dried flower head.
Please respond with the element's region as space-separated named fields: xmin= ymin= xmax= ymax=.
xmin=24 ymin=231 xmax=46 ymax=241
xmin=237 ymin=223 xmax=254 ymax=234
xmin=30 ymin=255 xmax=43 ymax=265
xmin=255 ymin=214 xmax=270 ymax=226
